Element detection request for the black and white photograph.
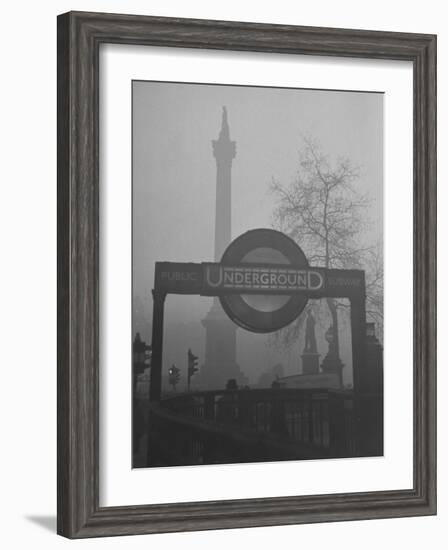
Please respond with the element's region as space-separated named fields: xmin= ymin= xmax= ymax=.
xmin=0 ymin=0 xmax=441 ymax=545
xmin=132 ymin=81 xmax=384 ymax=468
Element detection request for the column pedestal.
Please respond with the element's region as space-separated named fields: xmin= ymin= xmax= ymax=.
xmin=197 ymin=300 xmax=248 ymax=390
xmin=320 ymin=353 xmax=344 ymax=388
xmin=301 ymin=352 xmax=320 ymax=375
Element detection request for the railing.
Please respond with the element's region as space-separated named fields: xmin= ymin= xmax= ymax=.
xmin=144 ymin=388 xmax=359 ymax=467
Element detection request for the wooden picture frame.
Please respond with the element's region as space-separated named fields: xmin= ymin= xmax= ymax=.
xmin=57 ymin=11 xmax=436 ymax=538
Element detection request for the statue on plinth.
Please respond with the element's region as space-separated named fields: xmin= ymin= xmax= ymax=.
xmin=301 ymin=309 xmax=320 ymax=374
xmin=304 ymin=309 xmax=317 ymax=352
xmin=320 ymin=324 xmax=344 ymax=387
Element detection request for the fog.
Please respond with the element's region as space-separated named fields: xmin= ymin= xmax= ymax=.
xmin=133 ymin=80 xmax=383 ymax=388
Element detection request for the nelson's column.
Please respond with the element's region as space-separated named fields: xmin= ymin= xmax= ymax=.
xmin=198 ymin=107 xmax=248 ymax=389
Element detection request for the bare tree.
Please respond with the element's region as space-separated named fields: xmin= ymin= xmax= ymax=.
xmin=363 ymin=242 xmax=384 ymax=339
xmin=270 ymin=136 xmax=382 ymax=351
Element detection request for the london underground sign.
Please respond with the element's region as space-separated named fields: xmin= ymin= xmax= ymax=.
xmin=156 ymin=261 xmax=325 ymax=296
xmin=156 ymin=260 xmax=363 ymax=297
xmin=156 ymin=262 xmax=327 ymax=295
xmin=219 ymin=229 xmax=311 ymax=332
xmin=204 ymin=264 xmax=324 ymax=293
xmin=156 ymin=230 xmax=323 ymax=332
xmin=150 ymin=229 xmax=366 ymax=400
xmin=154 ymin=228 xmax=364 ymax=327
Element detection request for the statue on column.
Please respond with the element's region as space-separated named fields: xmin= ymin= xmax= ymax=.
xmin=198 ymin=107 xmax=247 ymax=390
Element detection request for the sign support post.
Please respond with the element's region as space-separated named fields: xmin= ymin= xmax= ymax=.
xmin=350 ymin=291 xmax=367 ymax=395
xmin=149 ymin=289 xmax=166 ymax=402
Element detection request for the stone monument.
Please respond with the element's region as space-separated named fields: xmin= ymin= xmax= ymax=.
xmin=320 ymin=324 xmax=344 ymax=387
xmin=198 ymin=107 xmax=247 ymax=389
xmin=301 ymin=309 xmax=320 ymax=374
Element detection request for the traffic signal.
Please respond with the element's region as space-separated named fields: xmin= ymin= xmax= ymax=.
xmin=187 ymin=348 xmax=199 ymax=390
xmin=168 ymin=364 xmax=180 ymax=390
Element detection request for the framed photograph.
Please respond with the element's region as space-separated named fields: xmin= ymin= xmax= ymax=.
xmin=57 ymin=11 xmax=436 ymax=538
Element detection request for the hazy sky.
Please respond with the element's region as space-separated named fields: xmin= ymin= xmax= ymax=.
xmin=132 ymin=80 xmax=383 ymax=385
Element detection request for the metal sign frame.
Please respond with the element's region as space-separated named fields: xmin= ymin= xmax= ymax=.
xmin=149 ymin=260 xmax=366 ymax=401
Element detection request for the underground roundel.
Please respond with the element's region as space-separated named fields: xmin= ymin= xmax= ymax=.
xmin=218 ymin=228 xmax=310 ymax=333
